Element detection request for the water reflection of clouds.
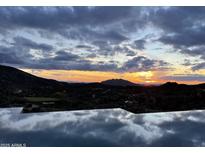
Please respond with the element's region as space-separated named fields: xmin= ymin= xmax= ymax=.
xmin=0 ymin=108 xmax=205 ymax=146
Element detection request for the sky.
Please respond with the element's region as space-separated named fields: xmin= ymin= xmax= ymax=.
xmin=0 ymin=6 xmax=205 ymax=84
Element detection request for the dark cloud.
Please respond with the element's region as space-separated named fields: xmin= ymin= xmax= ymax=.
xmin=0 ymin=37 xmax=119 ymax=71
xmin=179 ymin=46 xmax=205 ymax=60
xmin=0 ymin=36 xmax=54 ymax=66
xmin=192 ymin=63 xmax=205 ymax=71
xmin=152 ymin=7 xmax=205 ymax=34
xmin=13 ymin=36 xmax=53 ymax=52
xmin=126 ymin=50 xmax=136 ymax=57
xmin=0 ymin=7 xmax=138 ymax=43
xmin=159 ymin=31 xmax=205 ymax=48
xmin=75 ymin=45 xmax=93 ymax=49
xmin=112 ymin=46 xmax=137 ymax=57
xmin=0 ymin=43 xmax=33 ymax=66
xmin=0 ymin=6 xmax=156 ymax=72
xmin=92 ymin=40 xmax=110 ymax=48
xmin=101 ymin=31 xmax=128 ymax=43
xmin=161 ymin=74 xmax=205 ymax=82
xmin=182 ymin=59 xmax=194 ymax=66
xmin=134 ymin=39 xmax=146 ymax=50
xmin=181 ymin=59 xmax=205 ymax=71
xmin=0 ymin=37 xmax=54 ymax=63
xmin=2 ymin=6 xmax=205 ymax=73
xmin=0 ymin=39 xmax=167 ymax=72
xmin=26 ymin=58 xmax=119 ymax=72
xmin=92 ymin=40 xmax=113 ymax=55
xmin=0 ymin=53 xmax=23 ymax=65
xmin=61 ymin=28 xmax=129 ymax=43
xmin=53 ymin=50 xmax=79 ymax=61
xmin=153 ymin=7 xmax=205 ymax=69
xmin=122 ymin=56 xmax=169 ymax=72
xmin=25 ymin=55 xmax=168 ymax=72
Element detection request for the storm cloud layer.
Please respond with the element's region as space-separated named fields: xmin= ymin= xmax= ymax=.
xmin=0 ymin=7 xmax=205 ymax=81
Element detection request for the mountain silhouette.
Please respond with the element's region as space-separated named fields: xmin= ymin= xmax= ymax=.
xmin=101 ymin=79 xmax=138 ymax=86
xmin=1 ymin=64 xmax=205 ymax=114
xmin=0 ymin=65 xmax=66 ymax=95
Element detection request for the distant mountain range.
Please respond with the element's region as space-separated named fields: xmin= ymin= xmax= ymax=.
xmin=1 ymin=64 xmax=205 ymax=114
xmin=0 ymin=65 xmax=137 ymax=87
xmin=0 ymin=64 xmax=205 ymax=90
xmin=0 ymin=65 xmax=141 ymax=96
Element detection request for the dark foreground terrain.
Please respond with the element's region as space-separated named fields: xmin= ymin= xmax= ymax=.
xmin=0 ymin=64 xmax=205 ymax=114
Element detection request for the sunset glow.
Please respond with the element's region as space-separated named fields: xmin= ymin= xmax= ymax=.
xmin=0 ymin=7 xmax=205 ymax=84
xmin=21 ymin=68 xmax=203 ymax=85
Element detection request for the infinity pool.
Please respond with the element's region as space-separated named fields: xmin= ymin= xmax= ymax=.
xmin=0 ymin=108 xmax=205 ymax=146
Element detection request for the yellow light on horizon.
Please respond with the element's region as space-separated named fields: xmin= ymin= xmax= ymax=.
xmin=21 ymin=69 xmax=158 ymax=84
xmin=20 ymin=68 xmax=204 ymax=85
xmin=133 ymin=71 xmax=153 ymax=79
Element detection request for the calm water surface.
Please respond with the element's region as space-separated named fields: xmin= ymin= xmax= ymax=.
xmin=0 ymin=108 xmax=205 ymax=147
